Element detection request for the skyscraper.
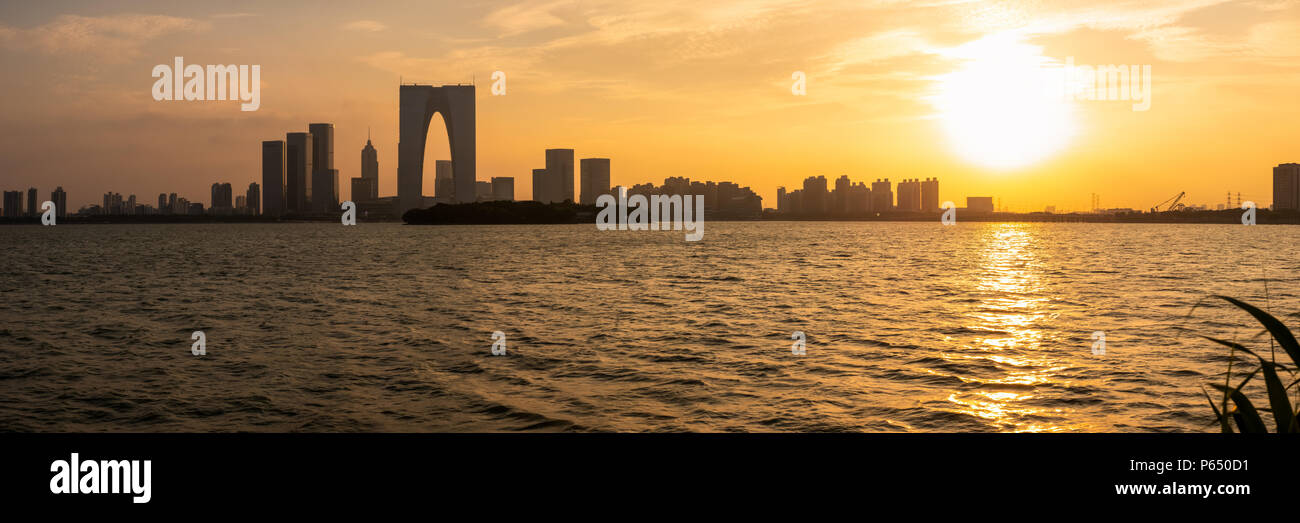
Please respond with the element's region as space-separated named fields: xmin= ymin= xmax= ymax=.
xmin=802 ymin=175 xmax=828 ymax=214
xmin=211 ymin=182 xmax=233 ymax=210
xmin=247 ymin=182 xmax=260 ymax=215
xmin=51 ymin=187 xmax=67 ymax=218
xmin=896 ymin=178 xmax=921 ymax=211
xmin=921 ymin=177 xmax=939 ymax=212
xmin=546 ymin=149 xmax=575 ymax=203
xmin=579 ymin=158 xmax=610 ymax=205
xmin=1273 ymin=163 xmax=1300 ymax=211
xmin=309 ymin=123 xmax=335 ymax=213
xmin=361 ymin=132 xmax=378 ymax=201
xmin=871 ymin=179 xmax=893 ymax=212
xmin=313 ymin=169 xmax=339 ymax=213
xmin=2 ymin=191 xmax=22 ymax=217
xmin=833 ymin=175 xmax=851 ymax=213
xmin=532 ymin=169 xmax=548 ymax=202
xmin=286 ymin=132 xmax=313 ymax=213
xmin=158 ymin=193 xmax=167 ymax=213
xmin=397 ymin=84 xmax=476 ymax=213
xmin=262 ymin=140 xmax=285 ymax=217
xmin=491 ymin=177 xmax=514 ymax=201
xmin=434 ymin=160 xmax=454 ymax=201
xmin=351 ymin=177 xmax=374 ymax=204
xmin=26 ymin=188 xmax=37 ymax=217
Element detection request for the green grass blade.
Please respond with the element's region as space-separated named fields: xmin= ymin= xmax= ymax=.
xmin=1201 ymin=386 xmax=1232 ymax=433
xmin=1258 ymin=361 xmax=1295 ymax=433
xmin=1215 ymin=295 xmax=1300 ymax=367
xmin=1200 ymin=336 xmax=1264 ymax=361
xmin=1210 ymin=383 xmax=1269 ymax=433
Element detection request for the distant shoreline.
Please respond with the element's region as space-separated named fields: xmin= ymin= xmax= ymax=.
xmin=4 ymin=208 xmax=1297 ymax=225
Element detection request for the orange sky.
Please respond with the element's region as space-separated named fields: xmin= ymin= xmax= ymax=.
xmin=1 ymin=0 xmax=1298 ymax=212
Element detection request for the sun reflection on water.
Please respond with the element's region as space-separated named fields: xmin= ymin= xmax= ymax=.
xmin=943 ymin=224 xmax=1077 ymax=432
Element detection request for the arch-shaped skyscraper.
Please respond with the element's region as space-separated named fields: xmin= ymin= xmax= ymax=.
xmin=397 ymin=84 xmax=475 ymax=213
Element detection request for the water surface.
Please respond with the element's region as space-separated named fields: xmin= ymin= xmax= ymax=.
xmin=1 ymin=222 xmax=1295 ymax=432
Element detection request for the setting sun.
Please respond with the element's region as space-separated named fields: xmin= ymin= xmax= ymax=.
xmin=931 ymin=34 xmax=1077 ymax=171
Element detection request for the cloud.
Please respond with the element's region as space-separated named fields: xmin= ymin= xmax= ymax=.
xmin=344 ymin=20 xmax=388 ymax=32
xmin=482 ymin=0 xmax=575 ymax=36
xmin=0 ymin=14 xmax=207 ymax=62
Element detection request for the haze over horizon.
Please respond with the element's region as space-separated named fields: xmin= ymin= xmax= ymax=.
xmin=1 ymin=0 xmax=1298 ymax=212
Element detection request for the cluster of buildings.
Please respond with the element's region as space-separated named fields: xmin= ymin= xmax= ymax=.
xmin=2 ymin=187 xmax=67 ymax=218
xmin=75 ymin=183 xmax=261 ymax=217
xmin=430 ymin=159 xmax=515 ymax=204
xmin=528 ymin=149 xmax=608 ymax=205
xmin=260 ymin=123 xmax=340 ymax=216
xmin=776 ymin=176 xmax=943 ymax=215
xmin=625 ymin=176 xmax=763 ymax=217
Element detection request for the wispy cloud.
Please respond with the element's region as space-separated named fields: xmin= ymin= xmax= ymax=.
xmin=0 ymin=14 xmax=208 ymax=62
xmin=344 ymin=19 xmax=388 ymax=32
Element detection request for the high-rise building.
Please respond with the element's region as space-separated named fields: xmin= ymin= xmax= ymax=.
xmin=309 ymin=123 xmax=336 ymax=213
xmin=351 ymin=177 xmax=375 ymax=204
xmin=871 ymin=179 xmax=893 ymax=212
xmin=532 ymin=168 xmax=549 ymax=202
xmin=246 ymin=183 xmax=260 ymax=215
xmin=360 ymin=132 xmax=379 ymax=201
xmin=262 ymin=140 xmax=285 ymax=217
xmin=802 ymin=175 xmax=828 ymax=214
xmin=434 ymin=160 xmax=454 ymax=201
xmin=313 ymin=168 xmax=339 ymax=213
xmin=168 ymin=193 xmax=178 ymax=214
xmin=51 ymin=187 xmax=67 ymax=218
xmin=475 ymin=181 xmax=493 ymax=201
xmin=2 ymin=191 xmax=22 ymax=217
xmin=286 ymin=132 xmax=313 ymax=213
xmin=849 ymin=182 xmax=870 ymax=213
xmin=26 ymin=188 xmax=37 ymax=217
xmin=211 ymin=182 xmax=233 ymax=209
xmin=833 ymin=175 xmax=851 ymax=213
xmin=1273 ymin=163 xmax=1300 ymax=211
xmin=235 ymin=195 xmax=246 ymax=210
xmin=776 ymin=187 xmax=787 ymax=213
xmin=397 ymin=84 xmax=476 ymax=213
xmin=309 ymin=123 xmax=334 ymax=175
xmin=158 ymin=193 xmax=167 ymax=213
xmin=545 ymin=149 xmax=574 ymax=203
xmin=921 ymin=177 xmax=939 ymax=212
xmin=896 ymin=178 xmax=921 ymax=211
xmin=491 ymin=177 xmax=514 ymax=201
xmin=579 ymin=158 xmax=611 ymax=205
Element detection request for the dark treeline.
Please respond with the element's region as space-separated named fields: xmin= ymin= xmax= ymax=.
xmin=402 ymin=200 xmax=594 ymax=225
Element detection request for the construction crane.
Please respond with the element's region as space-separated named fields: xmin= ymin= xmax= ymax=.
xmin=1150 ymin=191 xmax=1186 ymax=213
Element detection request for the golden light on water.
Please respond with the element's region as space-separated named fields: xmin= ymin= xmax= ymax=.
xmin=945 ymin=224 xmax=1076 ymax=432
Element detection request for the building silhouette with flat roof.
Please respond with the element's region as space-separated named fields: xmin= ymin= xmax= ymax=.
xmin=921 ymin=177 xmax=939 ymax=212
xmin=285 ymin=132 xmax=313 ymax=213
xmin=51 ymin=187 xmax=66 ymax=218
xmin=545 ymin=149 xmax=575 ymax=203
xmin=491 ymin=177 xmax=515 ymax=201
xmin=1274 ymin=163 xmax=1300 ymax=211
xmin=580 ymin=158 xmax=610 ymax=205
xmin=262 ymin=140 xmax=286 ymax=216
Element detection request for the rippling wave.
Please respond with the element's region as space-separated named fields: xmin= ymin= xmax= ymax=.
xmin=0 ymin=222 xmax=1296 ymax=432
